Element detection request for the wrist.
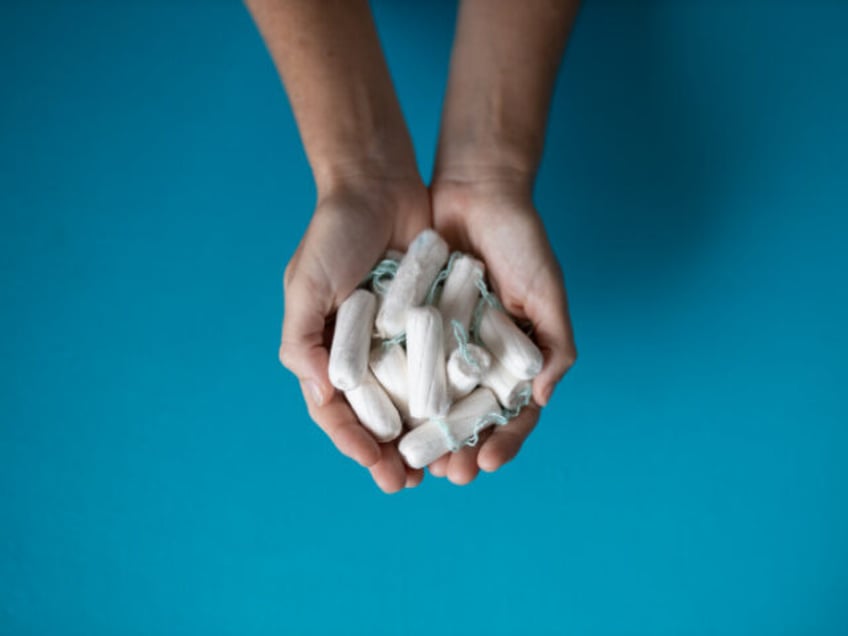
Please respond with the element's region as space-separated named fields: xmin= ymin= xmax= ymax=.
xmin=315 ymin=171 xmax=429 ymax=221
xmin=431 ymin=147 xmax=536 ymax=201
xmin=311 ymin=135 xmax=421 ymax=198
xmin=430 ymin=173 xmax=536 ymax=233
xmin=432 ymin=131 xmax=539 ymax=192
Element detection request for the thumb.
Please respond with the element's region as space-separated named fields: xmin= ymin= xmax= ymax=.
xmin=279 ymin=273 xmax=334 ymax=407
xmin=524 ymin=272 xmax=577 ymax=407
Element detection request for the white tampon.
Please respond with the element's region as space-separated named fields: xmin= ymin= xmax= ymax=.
xmin=478 ymin=304 xmax=543 ymax=380
xmin=406 ymin=306 xmax=450 ymax=419
xmin=481 ymin=357 xmax=532 ymax=411
xmin=399 ymin=388 xmax=501 ymax=469
xmin=375 ymin=230 xmax=449 ymax=336
xmin=446 ymin=343 xmax=491 ymax=400
xmin=405 ymin=416 xmax=428 ymax=429
xmin=437 ymin=255 xmax=484 ymax=351
xmin=344 ymin=370 xmax=402 ymax=442
xmin=328 ymin=289 xmax=377 ymax=391
xmin=368 ymin=343 xmax=411 ymax=420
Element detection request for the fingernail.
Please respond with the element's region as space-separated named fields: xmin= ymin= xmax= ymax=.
xmin=305 ymin=380 xmax=325 ymax=407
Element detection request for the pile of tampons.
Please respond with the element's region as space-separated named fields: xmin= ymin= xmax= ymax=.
xmin=328 ymin=230 xmax=542 ymax=469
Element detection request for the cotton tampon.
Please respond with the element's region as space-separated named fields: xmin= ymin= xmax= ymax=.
xmin=375 ymin=230 xmax=449 ymax=337
xmin=405 ymin=416 xmax=428 ymax=429
xmin=344 ymin=370 xmax=402 ymax=442
xmin=406 ymin=306 xmax=450 ymax=419
xmin=437 ymin=255 xmax=484 ymax=352
xmin=478 ymin=304 xmax=543 ymax=380
xmin=328 ymin=289 xmax=377 ymax=391
xmin=398 ymin=388 xmax=501 ymax=469
xmin=446 ymin=343 xmax=491 ymax=400
xmin=481 ymin=357 xmax=532 ymax=411
xmin=369 ymin=343 xmax=411 ymax=420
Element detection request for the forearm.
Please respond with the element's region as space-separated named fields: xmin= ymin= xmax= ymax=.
xmin=246 ymin=0 xmax=420 ymax=192
xmin=433 ymin=0 xmax=579 ymax=186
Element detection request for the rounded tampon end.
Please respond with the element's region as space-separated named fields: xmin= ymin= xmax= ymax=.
xmin=481 ymin=358 xmax=533 ymax=411
xmin=328 ymin=289 xmax=377 ymax=391
xmin=409 ymin=229 xmax=449 ymax=261
xmin=446 ymin=344 xmax=491 ymax=400
xmin=375 ymin=230 xmax=449 ymax=337
xmin=479 ymin=305 xmax=543 ymax=380
xmin=398 ymin=424 xmax=446 ymax=470
xmin=344 ymin=371 xmax=402 ymax=443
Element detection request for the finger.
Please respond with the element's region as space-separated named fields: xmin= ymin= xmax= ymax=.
xmin=405 ymin=466 xmax=425 ymax=489
xmin=446 ymin=427 xmax=493 ymax=485
xmin=301 ymin=383 xmax=381 ymax=467
xmin=369 ymin=443 xmax=409 ymax=494
xmin=524 ymin=271 xmax=577 ymax=406
xmin=279 ymin=272 xmax=335 ymax=407
xmin=447 ymin=444 xmax=481 ymax=486
xmin=284 ymin=274 xmax=380 ymax=465
xmin=428 ymin=455 xmax=450 ymax=478
xmin=477 ymin=402 xmax=541 ymax=473
xmin=281 ymin=270 xmax=382 ymax=464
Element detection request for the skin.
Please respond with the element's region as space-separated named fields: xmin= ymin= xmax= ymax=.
xmin=246 ymin=0 xmax=579 ymax=491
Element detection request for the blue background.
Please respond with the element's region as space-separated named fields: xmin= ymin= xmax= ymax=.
xmin=2 ymin=1 xmax=847 ymax=634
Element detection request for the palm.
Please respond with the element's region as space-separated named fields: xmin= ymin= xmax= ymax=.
xmin=290 ymin=187 xmax=430 ymax=315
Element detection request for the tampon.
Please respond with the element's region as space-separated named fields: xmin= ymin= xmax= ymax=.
xmin=375 ymin=229 xmax=448 ymax=336
xmin=406 ymin=306 xmax=450 ymax=419
xmin=405 ymin=416 xmax=428 ymax=430
xmin=344 ymin=370 xmax=402 ymax=442
xmin=368 ymin=343 xmax=411 ymax=420
xmin=398 ymin=388 xmax=501 ymax=469
xmin=446 ymin=343 xmax=491 ymax=400
xmin=478 ymin=304 xmax=543 ymax=380
xmin=437 ymin=255 xmax=484 ymax=352
xmin=328 ymin=289 xmax=377 ymax=391
xmin=481 ymin=357 xmax=532 ymax=411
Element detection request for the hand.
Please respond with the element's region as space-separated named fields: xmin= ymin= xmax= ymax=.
xmin=279 ymin=177 xmax=430 ymax=493
xmin=428 ymin=178 xmax=577 ymax=485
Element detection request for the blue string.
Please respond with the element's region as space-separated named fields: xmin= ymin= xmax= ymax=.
xmin=474 ymin=276 xmax=502 ymax=310
xmin=380 ymin=331 xmax=406 ymax=348
xmin=424 ymin=251 xmax=463 ymax=306
xmin=463 ymin=411 xmax=505 ymax=447
xmin=469 ymin=277 xmax=504 ymax=344
xmin=454 ymin=387 xmax=531 ymax=450
xmin=501 ymin=384 xmax=533 ymax=420
xmin=435 ymin=417 xmax=461 ymax=452
xmin=364 ymin=258 xmax=400 ymax=295
xmin=451 ymin=319 xmax=484 ymax=371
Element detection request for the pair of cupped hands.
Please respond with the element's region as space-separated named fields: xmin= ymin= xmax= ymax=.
xmin=279 ymin=173 xmax=577 ymax=492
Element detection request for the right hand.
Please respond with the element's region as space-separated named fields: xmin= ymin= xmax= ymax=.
xmin=279 ymin=177 xmax=430 ymax=493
